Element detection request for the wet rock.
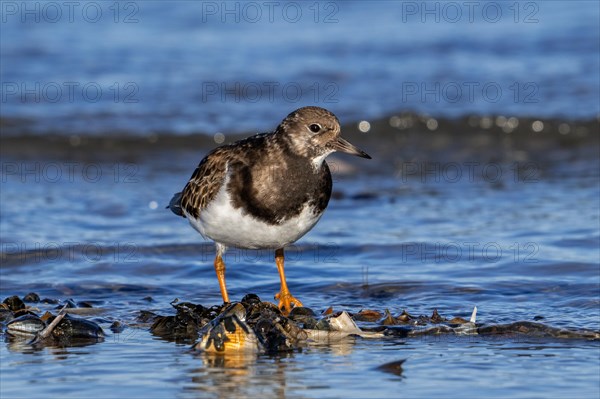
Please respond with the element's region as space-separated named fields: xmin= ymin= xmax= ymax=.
xmin=77 ymin=301 xmax=94 ymax=308
xmin=3 ymin=296 xmax=25 ymax=311
xmin=41 ymin=298 xmax=59 ymax=304
xmin=23 ymin=292 xmax=40 ymax=303
xmin=142 ymin=296 xmax=154 ymax=302
xmin=57 ymin=299 xmax=77 ymax=309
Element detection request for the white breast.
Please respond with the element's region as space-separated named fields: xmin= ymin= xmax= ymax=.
xmin=184 ymin=176 xmax=323 ymax=249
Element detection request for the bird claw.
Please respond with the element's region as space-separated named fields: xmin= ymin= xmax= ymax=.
xmin=275 ymin=291 xmax=303 ymax=315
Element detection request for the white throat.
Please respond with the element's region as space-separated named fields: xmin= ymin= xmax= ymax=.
xmin=311 ymin=150 xmax=333 ymax=169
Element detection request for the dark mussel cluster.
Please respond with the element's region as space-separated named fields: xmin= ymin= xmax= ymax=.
xmin=2 ymin=294 xmax=104 ymax=346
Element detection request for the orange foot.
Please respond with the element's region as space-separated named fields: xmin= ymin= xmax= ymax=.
xmin=275 ymin=291 xmax=304 ymax=315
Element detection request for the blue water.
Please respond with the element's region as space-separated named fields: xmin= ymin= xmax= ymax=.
xmin=1 ymin=151 xmax=599 ymax=398
xmin=1 ymin=1 xmax=600 ymax=398
xmin=1 ymin=1 xmax=599 ymax=135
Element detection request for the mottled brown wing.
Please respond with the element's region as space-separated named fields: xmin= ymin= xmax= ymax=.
xmin=179 ymin=147 xmax=230 ymax=219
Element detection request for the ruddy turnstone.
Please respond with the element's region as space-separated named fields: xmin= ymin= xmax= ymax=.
xmin=168 ymin=106 xmax=370 ymax=314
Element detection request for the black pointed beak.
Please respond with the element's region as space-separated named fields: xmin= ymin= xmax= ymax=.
xmin=332 ymin=137 xmax=371 ymax=159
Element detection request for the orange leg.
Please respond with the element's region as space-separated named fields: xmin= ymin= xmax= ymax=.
xmin=274 ymin=248 xmax=303 ymax=315
xmin=214 ymin=253 xmax=230 ymax=304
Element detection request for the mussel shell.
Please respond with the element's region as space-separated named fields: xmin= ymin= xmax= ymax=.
xmin=49 ymin=314 xmax=104 ymax=339
xmin=7 ymin=314 xmax=45 ymax=336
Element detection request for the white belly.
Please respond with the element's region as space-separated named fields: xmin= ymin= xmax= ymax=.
xmin=185 ymin=181 xmax=323 ymax=249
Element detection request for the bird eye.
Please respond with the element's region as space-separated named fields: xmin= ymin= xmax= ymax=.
xmin=309 ymin=124 xmax=321 ymax=133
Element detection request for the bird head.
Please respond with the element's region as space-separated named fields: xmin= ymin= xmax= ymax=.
xmin=277 ymin=106 xmax=371 ymax=167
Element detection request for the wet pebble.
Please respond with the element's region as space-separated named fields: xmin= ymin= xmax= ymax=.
xmin=56 ymin=299 xmax=78 ymax=309
xmin=23 ymin=292 xmax=40 ymax=303
xmin=3 ymin=296 xmax=25 ymax=312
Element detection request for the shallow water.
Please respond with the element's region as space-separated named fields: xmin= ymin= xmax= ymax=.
xmin=2 ymin=132 xmax=599 ymax=397
xmin=1 ymin=1 xmax=600 ymax=398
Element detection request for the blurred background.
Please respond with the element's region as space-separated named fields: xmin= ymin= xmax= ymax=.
xmin=1 ymin=1 xmax=599 ymax=398
xmin=1 ymin=1 xmax=598 ymax=134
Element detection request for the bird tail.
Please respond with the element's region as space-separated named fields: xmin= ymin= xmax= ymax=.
xmin=166 ymin=192 xmax=185 ymax=217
